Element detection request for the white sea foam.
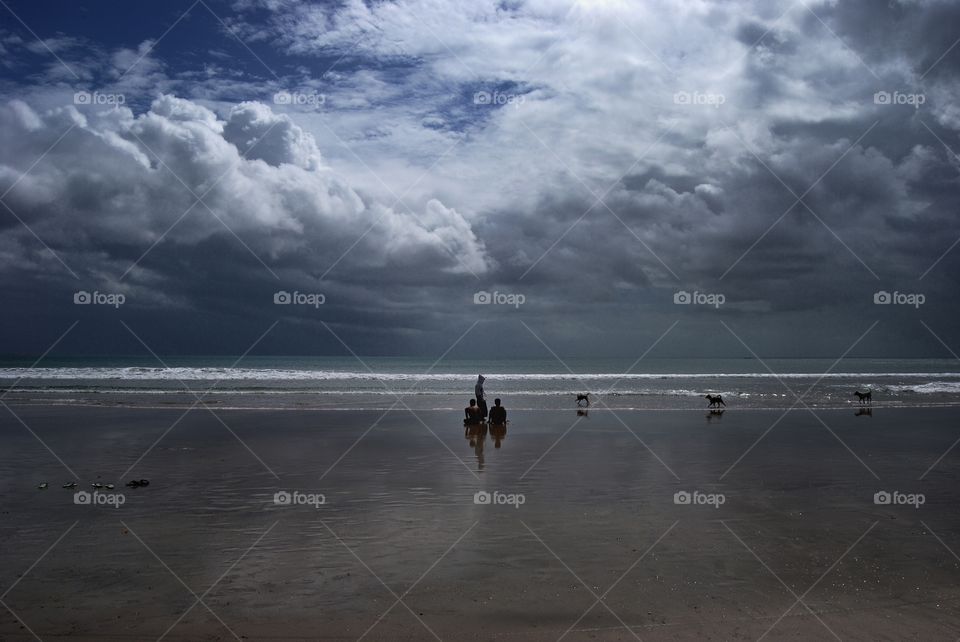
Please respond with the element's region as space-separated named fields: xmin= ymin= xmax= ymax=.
xmin=2 ymin=367 xmax=960 ymax=381
xmin=5 ymin=386 xmax=727 ymax=397
xmin=887 ymin=382 xmax=960 ymax=394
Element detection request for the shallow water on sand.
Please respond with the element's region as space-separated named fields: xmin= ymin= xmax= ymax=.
xmin=2 ymin=405 xmax=960 ymax=639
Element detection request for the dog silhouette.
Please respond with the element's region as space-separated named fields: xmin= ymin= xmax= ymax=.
xmin=705 ymin=394 xmax=725 ymax=408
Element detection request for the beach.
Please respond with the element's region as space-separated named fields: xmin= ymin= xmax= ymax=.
xmin=4 ymin=0 xmax=960 ymax=638
xmin=2 ymin=401 xmax=960 ymax=640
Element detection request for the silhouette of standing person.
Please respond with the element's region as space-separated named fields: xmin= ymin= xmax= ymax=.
xmin=475 ymin=374 xmax=487 ymax=419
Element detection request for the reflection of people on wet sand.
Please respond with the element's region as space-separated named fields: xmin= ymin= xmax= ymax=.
xmin=464 ymin=398 xmax=482 ymax=424
xmin=488 ymin=398 xmax=506 ymax=424
xmin=475 ymin=375 xmax=488 ymax=418
xmin=490 ymin=422 xmax=507 ymax=448
xmin=465 ymin=422 xmax=487 ymax=469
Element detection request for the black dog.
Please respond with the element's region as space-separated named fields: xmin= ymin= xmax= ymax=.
xmin=576 ymin=393 xmax=591 ymax=407
xmin=854 ymin=390 xmax=872 ymax=404
xmin=705 ymin=394 xmax=725 ymax=408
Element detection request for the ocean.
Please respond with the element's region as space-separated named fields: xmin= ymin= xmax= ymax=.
xmin=2 ymin=356 xmax=959 ymax=410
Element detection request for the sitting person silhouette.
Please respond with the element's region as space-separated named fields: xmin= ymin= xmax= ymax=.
xmin=464 ymin=398 xmax=483 ymax=424
xmin=488 ymin=398 xmax=507 ymax=424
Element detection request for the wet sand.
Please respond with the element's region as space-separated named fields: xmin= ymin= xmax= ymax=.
xmin=2 ymin=404 xmax=960 ymax=640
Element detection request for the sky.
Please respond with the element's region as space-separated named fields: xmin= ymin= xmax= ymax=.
xmin=0 ymin=0 xmax=959 ymax=360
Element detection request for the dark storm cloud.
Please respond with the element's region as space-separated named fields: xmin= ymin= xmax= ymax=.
xmin=1 ymin=0 xmax=959 ymax=357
